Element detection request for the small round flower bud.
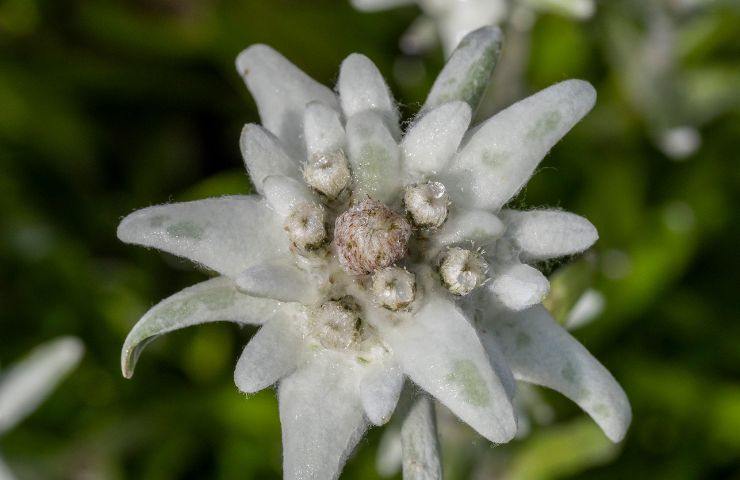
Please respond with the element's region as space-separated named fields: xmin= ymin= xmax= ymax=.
xmin=334 ymin=198 xmax=412 ymax=275
xmin=310 ymin=299 xmax=360 ymax=350
xmin=371 ymin=267 xmax=416 ymax=310
xmin=304 ymin=150 xmax=351 ymax=198
xmin=404 ymin=181 xmax=449 ymax=229
xmin=439 ymin=247 xmax=488 ymax=296
xmin=284 ymin=202 xmax=326 ymax=251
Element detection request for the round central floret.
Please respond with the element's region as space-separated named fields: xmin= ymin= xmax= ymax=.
xmin=310 ymin=299 xmax=361 ymax=350
xmin=404 ymin=181 xmax=450 ymax=229
xmin=439 ymin=247 xmax=488 ymax=296
xmin=333 ymin=198 xmax=412 ymax=275
xmin=304 ymin=151 xmax=351 ymax=198
xmin=284 ymin=203 xmax=326 ymax=251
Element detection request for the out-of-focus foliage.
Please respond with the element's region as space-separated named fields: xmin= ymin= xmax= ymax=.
xmin=0 ymin=0 xmax=738 ymax=478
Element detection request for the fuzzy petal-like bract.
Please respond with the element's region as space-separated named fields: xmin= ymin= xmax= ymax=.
xmin=446 ymin=80 xmax=596 ymax=210
xmin=485 ymin=305 xmax=631 ymax=442
xmin=234 ymin=309 xmax=303 ymax=393
xmin=236 ymin=45 xmax=339 ymax=157
xmin=117 ymin=196 xmax=290 ymax=277
xmin=279 ymin=352 xmax=369 ymax=480
xmin=502 ymin=209 xmax=598 ymax=261
xmin=121 ymin=277 xmax=280 ymax=378
xmin=423 ymin=26 xmax=503 ymax=113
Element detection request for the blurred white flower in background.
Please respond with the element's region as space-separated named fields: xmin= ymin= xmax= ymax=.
xmin=604 ymin=0 xmax=740 ymax=160
xmin=118 ymin=26 xmax=629 ymax=480
xmin=351 ymin=0 xmax=593 ymax=55
xmin=351 ymin=0 xmax=597 ymax=122
xmin=0 ymin=337 xmax=84 ymax=480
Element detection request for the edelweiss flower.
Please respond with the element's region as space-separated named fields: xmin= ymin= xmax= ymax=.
xmin=118 ymin=27 xmax=630 ymax=480
xmin=351 ymin=0 xmax=594 ymax=55
xmin=0 ymin=337 xmax=84 ymax=480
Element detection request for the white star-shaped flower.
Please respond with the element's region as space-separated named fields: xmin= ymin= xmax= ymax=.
xmin=0 ymin=337 xmax=84 ymax=480
xmin=119 ymin=27 xmax=630 ymax=480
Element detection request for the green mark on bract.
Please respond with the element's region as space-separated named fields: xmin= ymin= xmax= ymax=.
xmin=446 ymin=359 xmax=490 ymax=407
xmin=481 ymin=149 xmax=508 ymax=170
xmin=526 ymin=110 xmax=562 ymax=140
xmin=458 ymin=44 xmax=498 ymax=109
xmin=561 ymin=361 xmax=578 ymax=383
xmin=516 ymin=331 xmax=532 ymax=348
xmin=152 ymin=298 xmax=198 ymax=325
xmin=562 ymin=361 xmax=590 ymax=399
xmin=149 ymin=214 xmax=169 ymax=228
xmin=593 ymin=403 xmax=610 ymax=418
xmin=152 ymin=287 xmax=236 ymax=326
xmin=356 ymin=143 xmax=391 ymax=193
xmin=193 ymin=287 xmax=236 ymax=310
xmin=166 ymin=221 xmax=204 ymax=240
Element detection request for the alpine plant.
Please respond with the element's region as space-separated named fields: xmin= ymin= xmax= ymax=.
xmin=118 ymin=26 xmax=631 ymax=480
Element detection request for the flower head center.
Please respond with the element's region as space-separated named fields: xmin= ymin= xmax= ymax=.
xmin=333 ymin=198 xmax=412 ymax=275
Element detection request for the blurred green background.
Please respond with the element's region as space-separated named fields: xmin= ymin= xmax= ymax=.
xmin=1 ymin=0 xmax=739 ymax=478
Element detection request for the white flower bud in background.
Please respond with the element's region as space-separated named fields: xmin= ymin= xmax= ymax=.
xmin=310 ymin=299 xmax=361 ymax=350
xmin=404 ymin=181 xmax=449 ymax=229
xmin=304 ymin=150 xmax=351 ymax=198
xmin=439 ymin=247 xmax=488 ymax=296
xmin=284 ymin=202 xmax=326 ymax=251
xmin=371 ymin=267 xmax=416 ymax=310
xmin=334 ymin=198 xmax=412 ymax=274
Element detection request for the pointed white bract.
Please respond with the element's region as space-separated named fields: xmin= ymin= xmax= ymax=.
xmin=234 ymin=310 xmax=303 ymax=394
xmin=484 ymin=305 xmax=632 ymax=442
xmin=432 ymin=209 xmax=505 ymax=250
xmin=359 ymin=356 xmax=404 ymax=426
xmin=447 ymin=80 xmax=596 ymax=211
xmin=502 ymin=209 xmax=599 ymax=261
xmin=304 ymin=102 xmax=345 ymax=156
xmin=117 ymin=196 xmax=290 ymax=277
xmin=120 ymin=28 xmax=628 ymax=480
xmin=401 ymin=395 xmax=442 ymax=480
xmin=121 ymin=276 xmax=279 ymax=378
xmin=235 ymin=261 xmax=320 ymax=304
xmin=423 ymin=26 xmax=503 ymax=111
xmin=489 ymin=263 xmax=550 ymax=311
xmin=263 ymin=175 xmax=318 ymax=218
xmin=240 ymin=125 xmax=301 ymax=193
xmin=236 ymin=44 xmax=339 ymax=157
xmin=402 ymin=101 xmax=471 ymax=179
xmin=279 ymin=352 xmax=369 ymax=480
xmin=367 ymin=273 xmax=517 ymax=443
xmin=345 ymin=111 xmax=402 ymax=203
xmin=339 ymin=54 xmax=399 ymax=137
